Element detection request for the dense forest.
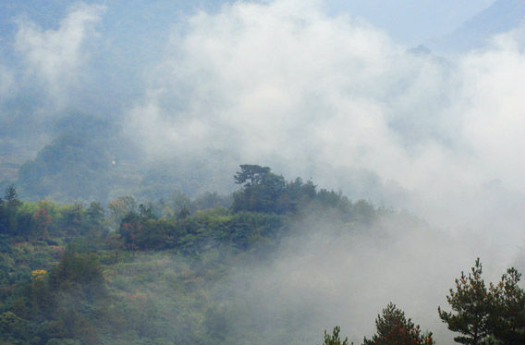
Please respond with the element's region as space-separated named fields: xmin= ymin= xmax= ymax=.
xmin=0 ymin=165 xmax=523 ymax=345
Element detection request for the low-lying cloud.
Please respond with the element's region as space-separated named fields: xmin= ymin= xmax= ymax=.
xmin=13 ymin=3 xmax=105 ymax=107
xmin=125 ymin=0 xmax=525 ymax=254
xmin=220 ymin=211 xmax=505 ymax=344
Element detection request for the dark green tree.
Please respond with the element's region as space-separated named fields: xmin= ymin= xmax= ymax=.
xmin=232 ymin=164 xmax=285 ymax=213
xmin=489 ymin=268 xmax=525 ymax=345
xmin=438 ymin=258 xmax=494 ymax=345
xmin=85 ymin=201 xmax=107 ymax=237
xmin=0 ymin=196 xmax=5 ymax=234
xmin=364 ymin=303 xmax=434 ymax=345
xmin=3 ymin=185 xmax=21 ymax=235
xmin=118 ymin=211 xmax=141 ymax=253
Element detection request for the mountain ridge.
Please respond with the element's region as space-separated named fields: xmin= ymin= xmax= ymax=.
xmin=430 ymin=0 xmax=525 ymax=53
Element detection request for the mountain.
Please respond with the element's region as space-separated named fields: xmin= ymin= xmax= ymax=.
xmin=430 ymin=0 xmax=525 ymax=53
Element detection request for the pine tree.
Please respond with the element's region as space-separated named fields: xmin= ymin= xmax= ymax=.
xmin=438 ymin=258 xmax=496 ymax=345
xmin=321 ymin=326 xmax=352 ymax=345
xmin=489 ymin=268 xmax=525 ymax=345
xmin=364 ymin=303 xmax=434 ymax=345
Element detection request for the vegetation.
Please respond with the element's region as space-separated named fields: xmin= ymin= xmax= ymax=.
xmin=321 ymin=326 xmax=351 ymax=345
xmin=363 ymin=303 xmax=434 ymax=345
xmin=438 ymin=259 xmax=525 ymax=345
xmin=0 ymin=165 xmax=523 ymax=345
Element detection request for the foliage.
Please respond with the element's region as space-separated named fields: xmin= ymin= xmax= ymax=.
xmin=232 ymin=164 xmax=286 ymax=213
xmin=321 ymin=326 xmax=352 ymax=345
xmin=1 ymin=164 xmax=489 ymax=345
xmin=439 ymin=259 xmax=525 ymax=345
xmin=489 ymin=268 xmax=525 ymax=344
xmin=438 ymin=259 xmax=494 ymax=345
xmin=363 ymin=303 xmax=434 ymax=345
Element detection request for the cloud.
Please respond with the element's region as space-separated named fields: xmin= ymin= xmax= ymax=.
xmin=124 ymin=0 xmax=525 ymax=254
xmin=14 ymin=3 xmax=106 ymax=106
xmin=459 ymin=29 xmax=525 ymax=191
xmin=0 ymin=64 xmax=15 ymax=100
xmin=219 ymin=212 xmax=504 ymax=344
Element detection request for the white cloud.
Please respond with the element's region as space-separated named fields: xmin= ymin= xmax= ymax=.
xmin=14 ymin=3 xmax=105 ymax=106
xmin=126 ymin=0 xmax=525 ymax=251
xmin=0 ymin=64 xmax=15 ymax=100
xmin=459 ymin=31 xmax=525 ymax=191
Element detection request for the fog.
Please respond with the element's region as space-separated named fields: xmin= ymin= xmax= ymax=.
xmin=0 ymin=0 xmax=524 ymax=343
xmin=121 ymin=0 xmax=525 ymax=251
xmin=221 ymin=212 xmax=502 ymax=344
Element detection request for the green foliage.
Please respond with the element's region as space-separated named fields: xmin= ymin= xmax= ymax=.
xmin=48 ymin=248 xmax=105 ymax=294
xmin=232 ymin=164 xmax=286 ymax=213
xmin=0 ymin=185 xmax=22 ymax=236
xmin=490 ymin=268 xmax=525 ymax=344
xmin=0 ymin=310 xmax=34 ymax=344
xmin=108 ymin=196 xmax=137 ymax=231
xmin=0 ymin=165 xmax=402 ymax=345
xmin=363 ymin=303 xmax=434 ymax=345
xmin=439 ymin=259 xmax=525 ymax=345
xmin=321 ymin=326 xmax=352 ymax=345
xmin=438 ymin=258 xmax=494 ymax=345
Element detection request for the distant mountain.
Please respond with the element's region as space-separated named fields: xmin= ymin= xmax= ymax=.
xmin=430 ymin=0 xmax=525 ymax=53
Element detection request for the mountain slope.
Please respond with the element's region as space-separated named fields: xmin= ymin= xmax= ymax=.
xmin=431 ymin=0 xmax=525 ymax=53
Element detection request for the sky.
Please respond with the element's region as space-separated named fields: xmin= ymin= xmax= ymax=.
xmin=1 ymin=0 xmax=525 ymax=343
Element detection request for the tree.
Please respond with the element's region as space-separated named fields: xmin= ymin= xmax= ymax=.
xmin=59 ymin=203 xmax=84 ymax=236
xmin=320 ymin=326 xmax=351 ymax=345
xmin=33 ymin=208 xmax=51 ymax=240
xmin=118 ymin=211 xmax=141 ymax=253
xmin=234 ymin=164 xmax=272 ymax=186
xmin=3 ymin=185 xmax=22 ymax=235
xmin=5 ymin=184 xmax=21 ymax=209
xmin=85 ymin=201 xmax=106 ymax=237
xmin=232 ymin=165 xmax=285 ymax=213
xmin=438 ymin=258 xmax=491 ymax=345
xmin=489 ymin=268 xmax=525 ymax=345
xmin=107 ymin=196 xmax=137 ymax=231
xmin=0 ymin=196 xmax=6 ymax=234
xmin=439 ymin=259 xmax=525 ymax=345
xmin=364 ymin=303 xmax=434 ymax=345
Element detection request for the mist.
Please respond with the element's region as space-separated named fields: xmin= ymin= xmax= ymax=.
xmin=219 ymin=211 xmax=500 ymax=344
xmin=0 ymin=1 xmax=524 ymax=343
xmin=121 ymin=0 xmax=525 ymax=252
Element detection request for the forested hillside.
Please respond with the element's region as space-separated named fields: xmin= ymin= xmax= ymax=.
xmin=1 ymin=165 xmax=524 ymax=345
xmin=0 ymin=165 xmax=376 ymax=345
